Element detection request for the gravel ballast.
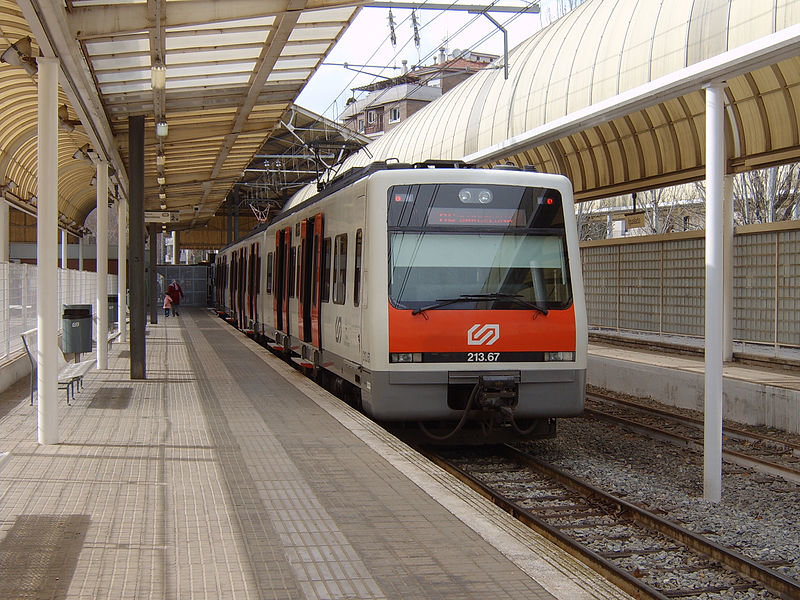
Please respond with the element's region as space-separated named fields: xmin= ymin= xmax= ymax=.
xmin=519 ymin=411 xmax=800 ymax=594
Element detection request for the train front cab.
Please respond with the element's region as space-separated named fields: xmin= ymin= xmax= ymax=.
xmin=360 ymin=168 xmax=587 ymax=442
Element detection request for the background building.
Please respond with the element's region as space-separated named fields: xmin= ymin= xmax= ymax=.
xmin=340 ymin=49 xmax=497 ymax=139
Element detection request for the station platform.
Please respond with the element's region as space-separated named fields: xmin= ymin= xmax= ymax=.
xmin=0 ymin=308 xmax=630 ymax=600
xmin=588 ymin=334 xmax=800 ymax=435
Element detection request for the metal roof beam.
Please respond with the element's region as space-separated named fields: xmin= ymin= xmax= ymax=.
xmin=207 ymin=0 xmax=307 ymax=189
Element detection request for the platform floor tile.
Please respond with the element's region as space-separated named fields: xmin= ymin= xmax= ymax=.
xmin=0 ymin=309 xmax=632 ymax=600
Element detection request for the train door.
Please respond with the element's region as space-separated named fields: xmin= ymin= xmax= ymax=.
xmin=298 ymin=220 xmax=309 ymax=342
xmin=238 ymin=248 xmax=246 ymax=328
xmin=254 ymin=242 xmax=260 ymax=327
xmin=311 ymin=214 xmax=323 ymax=347
xmin=273 ymin=228 xmax=292 ymax=336
xmin=274 ymin=231 xmax=283 ymax=331
xmin=248 ymin=243 xmax=256 ymax=328
xmin=229 ymin=252 xmax=237 ymax=315
xmin=298 ymin=214 xmax=323 ymax=344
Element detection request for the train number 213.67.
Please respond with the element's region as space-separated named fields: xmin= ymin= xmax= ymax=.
xmin=467 ymin=352 xmax=500 ymax=362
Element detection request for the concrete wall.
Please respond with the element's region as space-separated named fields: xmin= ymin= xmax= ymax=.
xmin=588 ymin=354 xmax=800 ymax=435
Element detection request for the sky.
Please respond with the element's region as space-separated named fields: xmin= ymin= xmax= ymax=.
xmin=295 ymin=1 xmax=574 ymax=120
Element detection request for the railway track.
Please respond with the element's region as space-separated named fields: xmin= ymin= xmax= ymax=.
xmin=586 ymin=392 xmax=800 ymax=484
xmin=426 ymin=444 xmax=799 ymax=600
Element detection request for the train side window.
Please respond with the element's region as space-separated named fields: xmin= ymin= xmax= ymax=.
xmin=354 ymin=229 xmax=363 ymax=307
xmin=266 ymin=252 xmax=273 ymax=294
xmin=322 ymin=237 xmax=332 ymax=302
xmin=333 ymin=233 xmax=347 ymax=305
xmin=296 ymin=244 xmax=302 ymax=297
xmin=289 ymin=247 xmax=296 ymax=298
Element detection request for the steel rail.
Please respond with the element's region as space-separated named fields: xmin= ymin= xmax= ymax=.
xmin=589 ymin=391 xmax=800 ymax=453
xmin=584 ymin=403 xmax=800 ymax=485
xmin=423 ymin=449 xmax=672 ymax=600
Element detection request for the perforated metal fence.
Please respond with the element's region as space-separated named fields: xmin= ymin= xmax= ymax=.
xmin=157 ymin=264 xmax=211 ymax=307
xmin=580 ymin=222 xmax=800 ymax=349
xmin=0 ymin=262 xmax=117 ymax=363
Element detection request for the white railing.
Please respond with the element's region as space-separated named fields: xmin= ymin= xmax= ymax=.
xmin=0 ymin=262 xmax=117 ymax=363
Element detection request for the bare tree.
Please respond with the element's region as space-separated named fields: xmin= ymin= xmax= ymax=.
xmin=575 ymin=199 xmax=609 ymax=240
xmin=730 ymin=164 xmax=800 ymax=224
xmin=693 ymin=164 xmax=800 ymax=225
xmin=638 ymin=186 xmax=705 ymax=234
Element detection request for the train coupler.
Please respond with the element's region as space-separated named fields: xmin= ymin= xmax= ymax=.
xmin=476 ymin=374 xmax=518 ymax=410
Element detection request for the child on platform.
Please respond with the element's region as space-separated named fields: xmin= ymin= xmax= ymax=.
xmin=163 ymin=294 xmax=173 ymax=317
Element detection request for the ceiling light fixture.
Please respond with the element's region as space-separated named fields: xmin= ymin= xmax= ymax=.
xmin=151 ymin=61 xmax=166 ymax=90
xmin=160 ymin=203 xmax=167 ymax=211
xmin=156 ymin=153 xmax=166 ymax=167
xmin=155 ymin=120 xmax=168 ymax=137
xmin=157 ymin=176 xmax=166 ymax=185
xmin=1 ymin=36 xmax=38 ymax=76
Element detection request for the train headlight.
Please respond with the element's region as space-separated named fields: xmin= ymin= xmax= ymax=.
xmin=390 ymin=352 xmax=423 ymax=363
xmin=544 ymin=351 xmax=575 ymax=361
xmin=458 ymin=188 xmax=492 ymax=204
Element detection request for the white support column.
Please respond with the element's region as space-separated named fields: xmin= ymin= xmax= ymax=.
xmin=96 ymin=161 xmax=108 ymax=370
xmin=0 ymin=198 xmax=9 ymax=262
xmin=61 ymin=229 xmax=68 ymax=269
xmin=1 ymin=199 xmax=8 ymax=359
xmin=704 ymin=82 xmax=726 ymax=502
xmin=118 ymin=194 xmax=128 ymax=342
xmin=78 ymin=235 xmax=84 ymax=270
xmin=37 ymin=57 xmax=59 ymax=445
xmin=723 ymin=175 xmax=734 ymax=362
xmin=171 ymin=231 xmax=178 ymax=264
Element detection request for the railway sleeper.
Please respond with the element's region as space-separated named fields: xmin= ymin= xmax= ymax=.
xmin=661 ymin=584 xmax=757 ymax=598
xmin=598 ymin=546 xmax=683 ymax=559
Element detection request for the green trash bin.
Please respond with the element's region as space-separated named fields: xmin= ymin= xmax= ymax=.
xmin=63 ymin=304 xmax=92 ymax=354
xmin=108 ymin=294 xmax=118 ymax=325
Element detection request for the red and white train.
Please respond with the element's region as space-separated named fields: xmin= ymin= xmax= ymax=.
xmin=215 ymin=160 xmax=587 ymax=443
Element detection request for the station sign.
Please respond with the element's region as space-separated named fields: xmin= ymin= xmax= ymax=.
xmin=144 ymin=211 xmax=179 ymax=223
xmin=624 ymin=211 xmax=646 ymax=229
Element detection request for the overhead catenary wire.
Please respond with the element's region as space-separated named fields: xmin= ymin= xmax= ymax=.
xmin=307 ymin=2 xmax=539 ymax=186
xmin=323 ymin=1 xmax=538 ymax=121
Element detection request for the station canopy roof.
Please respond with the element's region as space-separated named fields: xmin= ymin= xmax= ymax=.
xmin=0 ymin=0 xmax=365 ymax=235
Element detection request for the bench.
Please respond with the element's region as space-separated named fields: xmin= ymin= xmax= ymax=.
xmin=21 ymin=328 xmax=94 ymax=406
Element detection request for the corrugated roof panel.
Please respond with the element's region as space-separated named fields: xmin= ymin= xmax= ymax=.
xmin=166 ymin=30 xmax=268 ymax=50
xmin=729 ymin=2 xmax=775 ymax=46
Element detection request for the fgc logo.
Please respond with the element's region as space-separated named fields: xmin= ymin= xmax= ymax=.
xmin=467 ymin=324 xmax=500 ymax=346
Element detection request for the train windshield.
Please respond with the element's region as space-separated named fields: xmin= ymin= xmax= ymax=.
xmin=388 ymin=184 xmax=572 ymax=311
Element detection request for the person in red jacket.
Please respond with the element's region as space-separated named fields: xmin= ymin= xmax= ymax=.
xmin=167 ymin=280 xmax=184 ymax=315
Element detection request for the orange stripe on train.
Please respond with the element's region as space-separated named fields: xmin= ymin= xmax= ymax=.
xmin=388 ymin=304 xmax=576 ymax=353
